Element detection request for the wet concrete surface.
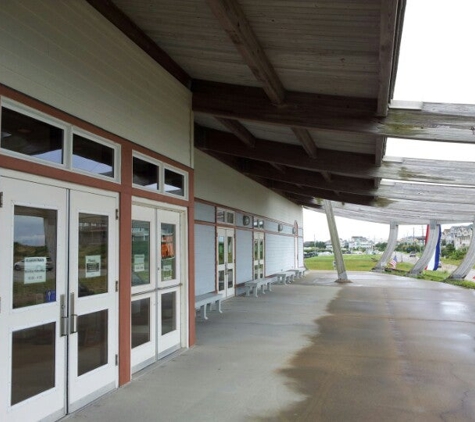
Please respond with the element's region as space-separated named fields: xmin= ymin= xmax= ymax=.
xmin=267 ymin=272 xmax=475 ymax=422
xmin=68 ymin=271 xmax=475 ymax=422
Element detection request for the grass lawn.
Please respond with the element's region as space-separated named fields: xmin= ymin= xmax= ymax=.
xmin=304 ymin=254 xmax=475 ymax=290
xmin=304 ymin=254 xmax=381 ymax=271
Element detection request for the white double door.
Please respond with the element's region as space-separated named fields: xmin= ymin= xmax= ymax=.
xmin=0 ymin=177 xmax=118 ymax=421
xmin=131 ymin=204 xmax=183 ymax=373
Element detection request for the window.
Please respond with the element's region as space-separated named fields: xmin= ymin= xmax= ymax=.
xmin=133 ymin=156 xmax=159 ymax=190
xmin=0 ymin=100 xmax=121 ymax=181
xmin=164 ymin=168 xmax=185 ymax=197
xmin=73 ymin=134 xmax=115 ymax=178
xmin=217 ymin=208 xmax=235 ymax=225
xmin=1 ymin=106 xmax=64 ymax=165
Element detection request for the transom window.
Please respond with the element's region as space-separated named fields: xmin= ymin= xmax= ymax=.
xmin=132 ymin=153 xmax=188 ymax=198
xmin=217 ymin=208 xmax=235 ymax=225
xmin=0 ymin=99 xmax=119 ymax=181
xmin=1 ymin=106 xmax=64 ymax=165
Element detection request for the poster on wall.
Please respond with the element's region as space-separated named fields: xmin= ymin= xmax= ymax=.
xmin=85 ymin=255 xmax=101 ymax=278
xmin=134 ymin=254 xmax=145 ymax=272
xmin=24 ymin=257 xmax=47 ymax=284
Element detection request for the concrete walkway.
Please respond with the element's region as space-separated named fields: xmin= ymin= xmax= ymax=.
xmin=67 ymin=271 xmax=475 ymax=422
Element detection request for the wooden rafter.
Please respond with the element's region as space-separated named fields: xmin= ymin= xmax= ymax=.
xmin=291 ymin=127 xmax=318 ymax=159
xmin=215 ymin=118 xmax=256 ymax=148
xmin=206 ymin=0 xmax=285 ymax=105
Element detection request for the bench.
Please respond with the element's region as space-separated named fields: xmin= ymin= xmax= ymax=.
xmin=244 ymin=276 xmax=276 ymax=297
xmin=195 ymin=293 xmax=223 ymax=320
xmin=275 ymin=271 xmax=295 ymax=284
xmin=290 ymin=267 xmax=307 ymax=279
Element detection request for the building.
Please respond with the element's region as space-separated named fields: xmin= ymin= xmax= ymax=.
xmin=0 ymin=3 xmax=303 ymax=420
xmin=442 ymin=224 xmax=473 ymax=250
xmin=2 ymin=2 xmax=473 ymax=421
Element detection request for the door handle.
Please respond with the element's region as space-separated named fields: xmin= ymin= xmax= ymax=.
xmin=70 ymin=292 xmax=78 ymax=334
xmin=60 ymin=294 xmax=68 ymax=337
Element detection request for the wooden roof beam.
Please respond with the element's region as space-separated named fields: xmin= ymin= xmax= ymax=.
xmin=86 ymin=0 xmax=190 ymax=87
xmin=192 ymin=80 xmax=475 ymax=143
xmin=266 ymin=180 xmax=376 ymax=207
xmin=377 ymin=0 xmax=401 ymax=116
xmin=303 ymin=202 xmax=475 ymax=225
xmin=195 ymin=126 xmax=475 ymax=185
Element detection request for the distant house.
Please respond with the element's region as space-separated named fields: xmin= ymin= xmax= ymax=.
xmin=442 ymin=224 xmax=473 ymax=250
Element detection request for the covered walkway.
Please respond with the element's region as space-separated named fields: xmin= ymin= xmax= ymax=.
xmin=67 ymin=271 xmax=475 ymax=422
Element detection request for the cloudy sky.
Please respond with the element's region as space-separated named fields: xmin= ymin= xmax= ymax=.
xmin=303 ymin=0 xmax=475 ymax=241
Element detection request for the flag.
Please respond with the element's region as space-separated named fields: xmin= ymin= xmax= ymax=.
xmin=426 ymin=224 xmax=442 ymax=271
xmin=389 ymin=255 xmax=397 ymax=269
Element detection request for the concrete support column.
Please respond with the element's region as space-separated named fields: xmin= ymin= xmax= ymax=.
xmin=323 ymin=200 xmax=350 ymax=283
xmin=373 ymin=221 xmax=399 ymax=272
xmin=408 ymin=220 xmax=440 ymax=276
xmin=448 ymin=219 xmax=475 ymax=280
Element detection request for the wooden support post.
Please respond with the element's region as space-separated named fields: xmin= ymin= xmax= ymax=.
xmin=448 ymin=217 xmax=475 ymax=280
xmin=373 ymin=221 xmax=399 ymax=272
xmin=323 ymin=200 xmax=350 ymax=283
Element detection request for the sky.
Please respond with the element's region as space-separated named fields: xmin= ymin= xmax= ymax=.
xmin=303 ymin=0 xmax=475 ymax=242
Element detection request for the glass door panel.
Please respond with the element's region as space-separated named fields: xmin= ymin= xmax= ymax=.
xmin=78 ymin=214 xmax=109 ymax=297
xmin=161 ymin=223 xmax=176 ymax=282
xmin=13 ymin=206 xmax=58 ymax=308
xmin=11 ymin=322 xmax=56 ymax=405
xmin=131 ymin=297 xmax=151 ymax=348
xmin=132 ymin=220 xmax=151 ymax=287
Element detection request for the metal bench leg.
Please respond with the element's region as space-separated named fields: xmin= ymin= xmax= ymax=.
xmin=216 ymin=300 xmax=222 ymax=313
xmin=201 ymin=304 xmax=208 ymax=320
xmin=254 ymin=286 xmax=259 ymax=298
xmin=245 ymin=286 xmax=251 ymax=296
xmin=268 ymin=282 xmax=272 ymax=292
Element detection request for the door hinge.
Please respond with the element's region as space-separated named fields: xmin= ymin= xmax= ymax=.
xmin=115 ymin=354 xmax=118 ymax=366
xmin=115 ymin=280 xmax=119 ymax=292
xmin=0 ymin=192 xmax=3 ymax=208
xmin=115 ymin=209 xmax=119 ymax=220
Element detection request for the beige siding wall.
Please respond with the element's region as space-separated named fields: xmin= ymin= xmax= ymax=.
xmin=0 ymin=1 xmax=192 ymax=166
xmin=194 ymin=149 xmax=303 ymax=226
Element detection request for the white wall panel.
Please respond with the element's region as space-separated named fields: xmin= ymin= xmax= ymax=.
xmin=195 ymin=202 xmax=215 ymax=223
xmin=265 ymin=234 xmax=295 ymax=275
xmin=236 ymin=229 xmax=252 ymax=283
xmin=0 ymin=1 xmax=192 ymax=166
xmin=195 ymin=150 xmax=303 ymax=226
xmin=194 ymin=224 xmax=215 ymax=296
